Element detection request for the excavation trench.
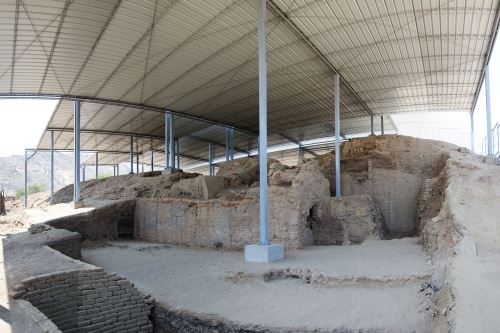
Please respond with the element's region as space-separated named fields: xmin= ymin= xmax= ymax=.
xmin=10 ymin=135 xmax=456 ymax=332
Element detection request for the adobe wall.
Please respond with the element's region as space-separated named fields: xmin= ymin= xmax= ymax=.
xmin=319 ymin=135 xmax=448 ymax=237
xmin=312 ymin=195 xmax=383 ymax=245
xmin=134 ymin=159 xmax=332 ymax=250
xmin=46 ymin=200 xmax=136 ymax=241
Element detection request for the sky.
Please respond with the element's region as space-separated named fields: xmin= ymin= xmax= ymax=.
xmin=0 ymin=36 xmax=499 ymax=158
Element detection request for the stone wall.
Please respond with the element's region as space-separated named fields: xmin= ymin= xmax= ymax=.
xmin=46 ymin=200 xmax=136 ymax=241
xmin=14 ymin=268 xmax=153 ymax=332
xmin=134 ymin=160 xmax=331 ymax=250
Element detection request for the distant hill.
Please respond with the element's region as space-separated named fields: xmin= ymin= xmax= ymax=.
xmin=0 ymin=152 xmax=74 ymax=196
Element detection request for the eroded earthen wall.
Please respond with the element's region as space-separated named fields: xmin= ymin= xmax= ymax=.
xmin=319 ymin=136 xmax=448 ymax=237
xmin=46 ymin=200 xmax=136 ymax=241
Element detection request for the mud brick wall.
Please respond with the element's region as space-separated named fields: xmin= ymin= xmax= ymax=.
xmin=46 ymin=200 xmax=136 ymax=241
xmin=14 ymin=268 xmax=153 ymax=333
xmin=46 ymin=232 xmax=82 ymax=260
xmin=312 ymin=195 xmax=383 ymax=245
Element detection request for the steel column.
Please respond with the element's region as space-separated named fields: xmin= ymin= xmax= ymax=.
xmin=176 ymin=139 xmax=180 ymax=169
xmin=95 ymin=152 xmax=99 ymax=179
xmin=164 ymin=113 xmax=170 ymax=168
xmin=136 ymin=138 xmax=139 ymax=173
xmin=113 ymin=166 xmax=116 ymax=177
xmin=226 ymin=128 xmax=234 ymax=161
xmin=334 ymin=74 xmax=341 ymax=199
xmin=380 ymin=115 xmax=385 ymax=135
xmin=150 ymin=139 xmax=154 ymax=172
xmin=370 ymin=115 xmax=374 ymax=135
xmin=116 ymin=164 xmax=120 ymax=176
xmin=485 ymin=64 xmax=493 ymax=156
xmin=129 ymin=136 xmax=134 ymax=174
xmin=258 ymin=0 xmax=268 ymax=245
xmin=168 ymin=113 xmax=175 ymax=169
xmin=82 ymin=165 xmax=86 ymax=182
xmin=50 ymin=130 xmax=55 ymax=204
xmin=73 ymin=99 xmax=81 ymax=203
xmin=24 ymin=149 xmax=37 ymax=208
xmin=208 ymin=143 xmax=213 ymax=176
xmin=470 ymin=112 xmax=475 ymax=153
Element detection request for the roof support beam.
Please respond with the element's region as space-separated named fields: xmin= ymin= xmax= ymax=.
xmin=0 ymin=94 xmax=258 ymax=136
xmin=277 ymin=133 xmax=318 ymax=157
xmin=267 ymin=0 xmax=373 ymax=117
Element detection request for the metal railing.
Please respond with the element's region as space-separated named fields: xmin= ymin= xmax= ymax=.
xmin=481 ymin=122 xmax=500 ymax=156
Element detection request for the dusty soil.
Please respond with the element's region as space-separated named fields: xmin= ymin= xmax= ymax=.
xmin=83 ymin=239 xmax=433 ymax=332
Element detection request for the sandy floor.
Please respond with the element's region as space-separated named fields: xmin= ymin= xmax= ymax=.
xmin=83 ymin=239 xmax=434 ymax=332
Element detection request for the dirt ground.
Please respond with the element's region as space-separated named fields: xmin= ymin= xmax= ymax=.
xmin=83 ymin=239 xmax=433 ymax=332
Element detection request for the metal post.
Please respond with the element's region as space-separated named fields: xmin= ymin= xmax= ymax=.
xmin=258 ymin=0 xmax=268 ymax=246
xmin=130 ymin=136 xmax=134 ymax=174
xmin=95 ymin=152 xmax=99 ymax=179
xmin=82 ymin=165 xmax=86 ymax=182
xmin=165 ymin=113 xmax=170 ymax=169
xmin=116 ymin=164 xmax=120 ymax=176
xmin=370 ymin=115 xmax=374 ymax=135
xmin=208 ymin=143 xmax=213 ymax=176
xmin=334 ymin=74 xmax=341 ymax=199
xmin=169 ymin=114 xmax=175 ymax=169
xmin=50 ymin=130 xmax=55 ymax=204
xmin=136 ymin=139 xmax=139 ymax=173
xmin=226 ymin=128 xmax=230 ymax=161
xmin=485 ymin=64 xmax=493 ymax=156
xmin=380 ymin=115 xmax=385 ymax=135
xmin=226 ymin=128 xmax=234 ymax=161
xmin=113 ymin=165 xmax=116 ymax=177
xmin=151 ymin=139 xmax=154 ymax=172
xmin=176 ymin=139 xmax=180 ymax=169
xmin=73 ymin=99 xmax=81 ymax=203
xmin=24 ymin=150 xmax=28 ymax=208
xmin=470 ymin=112 xmax=475 ymax=153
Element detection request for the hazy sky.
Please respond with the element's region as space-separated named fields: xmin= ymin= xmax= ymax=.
xmin=0 ymin=37 xmax=499 ymax=157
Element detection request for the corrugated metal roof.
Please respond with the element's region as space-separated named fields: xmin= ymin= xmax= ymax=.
xmin=0 ymin=0 xmax=497 ymax=162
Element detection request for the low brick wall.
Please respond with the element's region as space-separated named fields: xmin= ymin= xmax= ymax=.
xmin=14 ymin=268 xmax=153 ymax=332
xmin=46 ymin=200 xmax=136 ymax=241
